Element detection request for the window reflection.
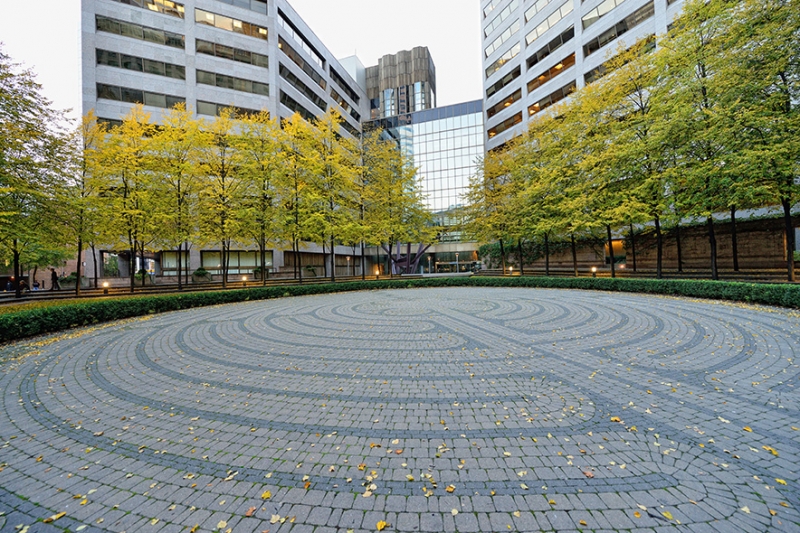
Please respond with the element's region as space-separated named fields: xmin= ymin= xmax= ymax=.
xmin=96 ymin=82 xmax=185 ymax=108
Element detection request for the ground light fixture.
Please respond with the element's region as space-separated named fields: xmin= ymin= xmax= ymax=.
xmin=241 ymin=276 xmax=247 ymax=287
xmin=102 ymin=281 xmax=109 ymax=295
xmin=591 ymin=266 xmax=597 ymax=278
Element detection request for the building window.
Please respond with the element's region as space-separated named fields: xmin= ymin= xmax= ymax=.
xmin=527 ymin=53 xmax=575 ymax=93
xmin=331 ymin=87 xmax=361 ymax=122
xmin=196 ymin=100 xmax=261 ymax=117
xmin=486 ymin=89 xmax=522 ymax=119
xmin=278 ymin=10 xmax=324 ymax=69
xmin=279 ymin=64 xmax=326 ymax=111
xmin=383 ymin=88 xmax=396 ymax=117
xmin=280 ymin=90 xmax=317 ymax=121
xmin=582 ymin=0 xmax=625 ymax=29
xmin=583 ymin=2 xmax=654 ymax=57
xmin=196 ymin=39 xmax=268 ymax=68
xmin=528 ymin=81 xmax=576 ymax=116
xmin=584 ymin=35 xmax=655 ymax=84
xmin=107 ymin=0 xmax=185 ymax=19
xmin=525 ymin=0 xmax=554 ymax=22
xmin=214 ymin=0 xmax=268 ymax=15
xmin=197 ymin=70 xmax=269 ymax=96
xmin=97 ymin=49 xmax=186 ymax=80
xmin=96 ymin=15 xmax=185 ymax=49
xmin=485 ymin=20 xmax=520 ymax=57
xmin=160 ymin=251 xmax=190 ymax=275
xmin=487 ymin=112 xmax=522 ymax=137
xmin=201 ymin=250 xmax=267 ymax=275
xmin=527 ymin=26 xmax=574 ymax=69
xmin=486 ymin=66 xmax=521 ymax=100
xmin=330 ymin=68 xmax=361 ymax=105
xmin=526 ymin=0 xmax=574 ymax=46
xmin=195 ymin=9 xmax=268 ymax=40
xmin=278 ymin=37 xmax=326 ymax=89
xmin=96 ymin=83 xmax=185 ymax=109
xmin=485 ymin=43 xmax=521 ymax=79
xmin=485 ymin=0 xmax=520 ymax=36
xmin=483 ymin=0 xmax=501 ymax=18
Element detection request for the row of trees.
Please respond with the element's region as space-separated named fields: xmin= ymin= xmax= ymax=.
xmin=464 ymin=0 xmax=799 ymax=281
xmin=1 ymin=46 xmax=433 ymax=297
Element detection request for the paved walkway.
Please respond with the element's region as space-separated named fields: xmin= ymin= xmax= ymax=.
xmin=1 ymin=287 xmax=798 ymax=532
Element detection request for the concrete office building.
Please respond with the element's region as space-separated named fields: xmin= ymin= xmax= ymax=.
xmin=481 ymin=0 xmax=685 ymax=151
xmin=81 ymin=0 xmax=370 ymax=279
xmin=365 ymin=46 xmax=437 ymax=120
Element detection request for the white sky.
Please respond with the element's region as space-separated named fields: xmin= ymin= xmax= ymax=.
xmin=0 ymin=0 xmax=483 ymax=122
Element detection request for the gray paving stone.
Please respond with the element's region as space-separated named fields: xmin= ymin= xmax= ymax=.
xmin=1 ymin=288 xmax=799 ymax=533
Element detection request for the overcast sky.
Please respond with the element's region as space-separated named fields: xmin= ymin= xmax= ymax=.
xmin=0 ymin=0 xmax=482 ymax=122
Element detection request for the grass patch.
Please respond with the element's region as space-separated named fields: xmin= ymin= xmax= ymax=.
xmin=0 ymin=276 xmax=798 ymax=344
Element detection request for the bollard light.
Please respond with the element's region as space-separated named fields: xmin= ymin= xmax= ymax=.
xmin=242 ymin=276 xmax=247 ymax=287
xmin=103 ymin=281 xmax=109 ymax=295
xmin=591 ymin=266 xmax=597 ymax=278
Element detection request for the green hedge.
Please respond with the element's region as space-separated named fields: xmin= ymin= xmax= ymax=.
xmin=0 ymin=277 xmax=798 ymax=344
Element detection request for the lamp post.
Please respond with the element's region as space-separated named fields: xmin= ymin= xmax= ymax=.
xmin=455 ymin=253 xmax=459 ymax=273
xmin=428 ymin=256 xmax=432 ymax=274
xmin=347 ymin=256 xmax=350 ymax=277
xmin=103 ymin=281 xmax=109 ymax=295
xmin=242 ymin=276 xmax=247 ymax=288
xmin=591 ymin=267 xmax=597 ymax=278
xmin=510 ymin=266 xmax=513 ymax=276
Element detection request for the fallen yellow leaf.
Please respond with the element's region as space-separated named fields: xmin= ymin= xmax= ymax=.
xmin=445 ymin=485 xmax=455 ymax=493
xmin=579 ymin=520 xmax=588 ymax=526
xmin=743 ymin=426 xmax=753 ymax=432
xmin=662 ymin=511 xmax=673 ymax=520
xmin=261 ymin=490 xmax=272 ymax=499
xmin=377 ymin=519 xmax=388 ymax=531
xmin=776 ymin=479 xmax=787 ymax=485
xmin=634 ymin=511 xmax=641 ymax=518
xmin=190 ymin=525 xmax=199 ymax=533
xmin=43 ymin=512 xmax=66 ymax=523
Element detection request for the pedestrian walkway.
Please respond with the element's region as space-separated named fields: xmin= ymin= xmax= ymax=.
xmin=0 ymin=287 xmax=798 ymax=532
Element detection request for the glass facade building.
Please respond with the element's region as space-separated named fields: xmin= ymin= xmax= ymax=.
xmin=365 ymin=100 xmax=484 ymax=242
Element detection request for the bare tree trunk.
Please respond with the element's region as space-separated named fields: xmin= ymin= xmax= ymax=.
xmin=129 ymin=242 xmax=135 ymax=293
xmin=499 ymin=239 xmax=506 ymax=272
xmin=518 ymin=239 xmax=525 ymax=275
xmin=783 ymin=198 xmax=796 ymax=282
xmin=91 ymin=244 xmax=98 ymax=288
xmin=177 ymin=242 xmax=183 ymax=291
xmin=296 ymin=240 xmax=303 ymax=283
xmin=76 ymin=237 xmax=83 ymax=296
xmin=13 ymin=240 xmax=21 ymax=299
xmin=730 ymin=206 xmax=739 ymax=272
xmin=708 ymin=217 xmax=718 ymax=280
xmin=140 ymin=242 xmax=146 ymax=288
xmin=571 ymin=233 xmax=578 ymax=277
xmin=544 ymin=233 xmax=550 ymax=276
xmin=655 ymin=216 xmax=663 ymax=280
xmin=361 ymin=241 xmax=366 ymax=280
xmin=607 ymin=225 xmax=616 ymax=279
xmin=675 ymin=224 xmax=684 ymax=273
xmin=629 ymin=223 xmax=637 ymax=272
xmin=330 ymin=235 xmax=336 ymax=283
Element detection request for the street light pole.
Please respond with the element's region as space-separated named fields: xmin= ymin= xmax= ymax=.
xmin=455 ymin=253 xmax=459 ymax=273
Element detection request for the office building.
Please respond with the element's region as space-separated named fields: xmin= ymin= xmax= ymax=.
xmin=481 ymin=0 xmax=685 ymax=151
xmin=365 ymin=46 xmax=437 ymax=120
xmin=82 ymin=0 xmax=367 ymax=138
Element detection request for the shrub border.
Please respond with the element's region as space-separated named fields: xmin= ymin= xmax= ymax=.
xmin=1 ymin=276 xmax=798 ymax=344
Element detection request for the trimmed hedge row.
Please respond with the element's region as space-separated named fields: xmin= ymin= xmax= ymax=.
xmin=1 ymin=276 xmax=798 ymax=344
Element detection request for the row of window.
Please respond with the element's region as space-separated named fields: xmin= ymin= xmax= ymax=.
xmin=525 ymin=0 xmax=554 ymax=23
xmin=487 ymin=112 xmax=522 ymax=137
xmin=527 ymin=53 xmax=575 ymax=92
xmin=485 ymin=20 xmax=520 ymax=58
xmin=197 ymin=100 xmax=262 ymax=117
xmin=528 ymin=26 xmax=574 ymax=70
xmin=582 ymin=0 xmax=625 ymax=29
xmin=278 ymin=11 xmax=324 ymax=69
xmin=484 ymin=0 xmax=520 ymax=37
xmin=97 ymin=82 xmax=185 ymax=109
xmin=330 ymin=68 xmax=360 ymax=105
xmin=331 ymin=88 xmax=361 ymax=122
xmin=486 ymin=66 xmax=521 ymax=100
xmin=108 ymin=0 xmax=184 ymax=19
xmin=197 ymin=70 xmax=269 ymax=96
xmin=528 ymin=81 xmax=576 ymax=115
xmin=584 ymin=2 xmax=654 ymax=57
xmin=196 ymin=39 xmax=269 ymax=68
xmin=486 ymin=43 xmax=520 ymax=79
xmin=280 ymin=90 xmax=316 ymax=122
xmin=96 ymin=49 xmax=186 ymax=80
xmin=526 ymin=0 xmax=574 ymax=46
xmin=214 ymin=0 xmax=268 ymax=16
xmin=279 ymin=64 xmax=326 ymax=111
xmin=195 ymin=8 xmax=268 ymax=40
xmin=278 ymin=37 xmax=326 ymax=90
xmin=486 ymin=89 xmax=522 ymax=119
xmin=96 ymin=15 xmax=184 ymax=49
xmin=584 ymin=35 xmax=654 ymax=84
xmin=483 ymin=0 xmax=501 ymax=18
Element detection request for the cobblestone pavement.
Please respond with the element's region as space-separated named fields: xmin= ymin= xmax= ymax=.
xmin=1 ymin=287 xmax=799 ymax=533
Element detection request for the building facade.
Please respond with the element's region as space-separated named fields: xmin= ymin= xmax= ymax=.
xmin=365 ymin=100 xmax=485 ymax=272
xmin=480 ymin=0 xmax=684 ymax=151
xmin=82 ymin=0 xmax=367 ymax=136
xmin=365 ymin=47 xmax=436 ymax=120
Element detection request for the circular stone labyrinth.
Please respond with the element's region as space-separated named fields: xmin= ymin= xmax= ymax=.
xmin=0 ymin=287 xmax=799 ymax=533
